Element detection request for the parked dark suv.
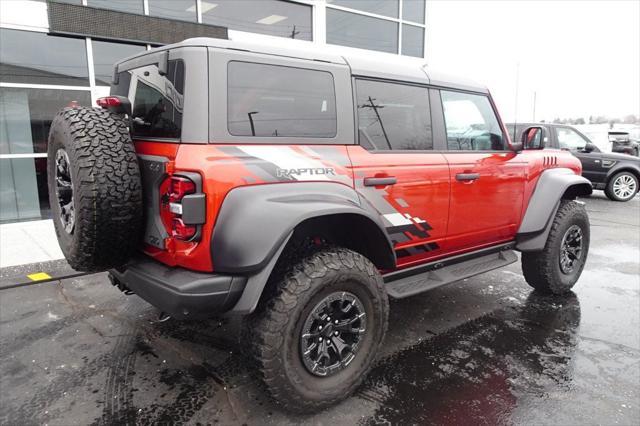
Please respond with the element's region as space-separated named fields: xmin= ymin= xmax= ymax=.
xmin=509 ymin=123 xmax=640 ymax=201
xmin=610 ymin=129 xmax=640 ymax=157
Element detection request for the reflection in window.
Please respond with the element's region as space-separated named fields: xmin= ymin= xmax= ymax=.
xmin=202 ymin=0 xmax=312 ymax=41
xmin=328 ymin=0 xmax=398 ymax=18
xmin=326 ymin=9 xmax=398 ymax=54
xmin=0 ymin=88 xmax=92 ymax=154
xmin=131 ymin=61 xmax=185 ymax=139
xmin=0 ymin=29 xmax=88 ymax=86
xmin=402 ymin=0 xmax=425 ymax=24
xmin=402 ymin=24 xmax=424 ymax=57
xmin=92 ymin=40 xmax=146 ymax=86
xmin=557 ymin=128 xmax=589 ymax=150
xmin=0 ymin=157 xmax=49 ymax=222
xmin=441 ymin=90 xmax=505 ymax=151
xmin=227 ymin=62 xmax=336 ymax=138
xmin=87 ymin=0 xmax=144 ymax=14
xmin=356 ymin=79 xmax=432 ymax=150
xmin=148 ymin=0 xmax=196 ymax=22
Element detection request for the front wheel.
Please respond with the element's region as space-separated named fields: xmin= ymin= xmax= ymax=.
xmin=605 ymin=171 xmax=639 ymax=202
xmin=522 ymin=200 xmax=590 ymax=294
xmin=247 ymin=248 xmax=389 ymax=412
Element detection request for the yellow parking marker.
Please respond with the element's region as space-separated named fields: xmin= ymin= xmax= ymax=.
xmin=27 ymin=272 xmax=52 ymax=281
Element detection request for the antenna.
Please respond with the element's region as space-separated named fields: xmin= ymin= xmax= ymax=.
xmin=512 ymin=61 xmax=520 ymax=143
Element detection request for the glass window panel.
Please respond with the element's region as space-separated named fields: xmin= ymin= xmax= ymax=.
xmin=0 ymin=29 xmax=89 ymax=86
xmin=441 ymin=90 xmax=506 ymax=151
xmin=148 ymin=0 xmax=196 ymax=22
xmin=556 ymin=127 xmax=589 ymax=150
xmin=227 ymin=62 xmax=337 ymax=138
xmin=328 ymin=0 xmax=398 ymax=18
xmin=402 ymin=0 xmax=425 ymax=24
xmin=130 ymin=60 xmax=185 ymax=139
xmin=92 ymin=40 xmax=146 ymax=86
xmin=0 ymin=88 xmax=92 ymax=155
xmin=50 ymin=0 xmax=82 ymax=4
xmin=0 ymin=157 xmax=49 ymax=222
xmin=326 ymin=9 xmax=398 ymax=54
xmin=356 ymin=79 xmax=432 ymax=151
xmin=402 ymin=24 xmax=424 ymax=58
xmin=202 ymin=0 xmax=312 ymax=41
xmin=87 ymin=0 xmax=144 ymax=14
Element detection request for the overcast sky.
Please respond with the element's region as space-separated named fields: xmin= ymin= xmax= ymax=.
xmin=425 ymin=0 xmax=640 ymax=122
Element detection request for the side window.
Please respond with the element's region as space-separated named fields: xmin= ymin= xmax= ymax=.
xmin=227 ymin=61 xmax=337 ymax=138
xmin=441 ymin=90 xmax=506 ymax=151
xmin=130 ymin=60 xmax=184 ymax=139
xmin=556 ymin=127 xmax=589 ymax=150
xmin=355 ymin=79 xmax=432 ymax=150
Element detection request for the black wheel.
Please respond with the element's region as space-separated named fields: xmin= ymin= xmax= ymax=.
xmin=522 ymin=200 xmax=590 ymax=294
xmin=605 ymin=171 xmax=639 ymax=201
xmin=247 ymin=247 xmax=388 ymax=412
xmin=47 ymin=107 xmax=143 ymax=272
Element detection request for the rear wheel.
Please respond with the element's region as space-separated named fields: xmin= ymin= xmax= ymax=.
xmin=522 ymin=200 xmax=590 ymax=294
xmin=247 ymin=247 xmax=388 ymax=412
xmin=47 ymin=107 xmax=143 ymax=272
xmin=605 ymin=171 xmax=639 ymax=201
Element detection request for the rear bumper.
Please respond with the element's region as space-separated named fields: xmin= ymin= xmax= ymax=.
xmin=109 ymin=257 xmax=247 ymax=319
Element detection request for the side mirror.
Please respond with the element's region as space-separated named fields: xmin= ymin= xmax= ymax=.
xmin=583 ymin=142 xmax=596 ymax=153
xmin=521 ymin=126 xmax=546 ymax=150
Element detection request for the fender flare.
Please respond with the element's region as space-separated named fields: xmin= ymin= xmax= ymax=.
xmin=211 ymin=182 xmax=394 ymax=274
xmin=516 ymin=168 xmax=592 ymax=251
xmin=212 ymin=182 xmax=395 ymax=315
xmin=605 ymin=162 xmax=640 ymax=183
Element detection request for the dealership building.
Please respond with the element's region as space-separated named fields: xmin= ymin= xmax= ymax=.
xmin=0 ymin=0 xmax=427 ymax=224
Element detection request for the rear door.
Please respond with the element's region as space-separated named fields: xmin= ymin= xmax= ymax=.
xmin=348 ymin=79 xmax=450 ymax=268
xmin=436 ymin=89 xmax=527 ymax=252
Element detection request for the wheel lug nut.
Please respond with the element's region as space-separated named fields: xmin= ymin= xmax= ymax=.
xmin=335 ymin=320 xmax=338 ymax=324
xmin=327 ymin=317 xmax=331 ymax=322
xmin=334 ymin=331 xmax=339 ymax=336
xmin=319 ymin=326 xmax=322 ymax=330
xmin=326 ymin=339 xmax=330 ymax=343
xmin=319 ymin=337 xmax=322 ymax=342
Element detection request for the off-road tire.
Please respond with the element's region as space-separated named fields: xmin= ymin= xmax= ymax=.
xmin=47 ymin=107 xmax=143 ymax=272
xmin=604 ymin=171 xmax=639 ymax=202
xmin=246 ymin=247 xmax=388 ymax=413
xmin=522 ymin=200 xmax=589 ymax=294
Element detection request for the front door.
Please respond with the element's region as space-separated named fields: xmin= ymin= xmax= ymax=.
xmin=555 ymin=126 xmax=605 ymax=184
xmin=348 ymin=78 xmax=450 ymax=269
xmin=437 ymin=89 xmax=527 ymax=252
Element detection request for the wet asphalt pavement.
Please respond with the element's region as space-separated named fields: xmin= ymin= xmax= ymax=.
xmin=1 ymin=191 xmax=638 ymax=425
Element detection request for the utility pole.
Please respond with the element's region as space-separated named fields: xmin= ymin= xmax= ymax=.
xmin=361 ymin=96 xmax=391 ymax=149
xmin=532 ymin=91 xmax=537 ymax=122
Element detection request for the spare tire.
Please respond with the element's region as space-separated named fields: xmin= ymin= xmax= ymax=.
xmin=47 ymin=107 xmax=143 ymax=272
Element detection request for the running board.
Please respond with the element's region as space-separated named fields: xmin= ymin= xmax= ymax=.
xmin=384 ymin=249 xmax=518 ymax=299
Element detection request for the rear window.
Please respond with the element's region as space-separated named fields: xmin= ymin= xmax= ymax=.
xmin=121 ymin=59 xmax=185 ymax=139
xmin=227 ymin=61 xmax=337 ymax=138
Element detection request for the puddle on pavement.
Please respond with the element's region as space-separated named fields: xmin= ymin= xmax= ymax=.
xmin=358 ymin=292 xmax=581 ymax=425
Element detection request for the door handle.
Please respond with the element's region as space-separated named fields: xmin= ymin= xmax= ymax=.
xmin=455 ymin=173 xmax=480 ymax=182
xmin=364 ymin=176 xmax=397 ymax=187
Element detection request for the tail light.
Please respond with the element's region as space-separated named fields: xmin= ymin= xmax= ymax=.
xmin=96 ymin=95 xmax=132 ymax=116
xmin=165 ymin=174 xmax=205 ymax=242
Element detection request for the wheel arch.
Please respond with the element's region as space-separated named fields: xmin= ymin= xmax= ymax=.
xmin=218 ymin=183 xmax=396 ymax=315
xmin=211 ymin=182 xmax=395 ymax=274
xmin=606 ymin=165 xmax=640 ymax=184
xmin=516 ymin=168 xmax=592 ymax=252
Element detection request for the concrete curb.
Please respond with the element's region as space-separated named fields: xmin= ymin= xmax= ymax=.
xmin=0 ymin=259 xmax=89 ymax=290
